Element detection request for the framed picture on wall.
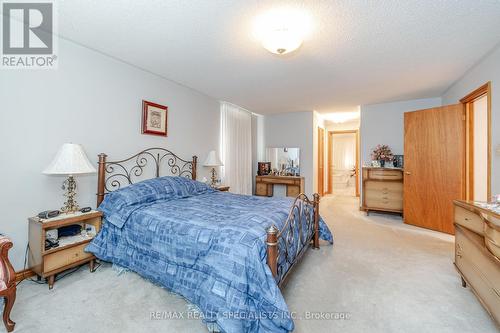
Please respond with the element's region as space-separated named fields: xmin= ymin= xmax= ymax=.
xmin=142 ymin=100 xmax=168 ymax=136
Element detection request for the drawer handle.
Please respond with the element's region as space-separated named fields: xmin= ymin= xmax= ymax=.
xmin=464 ymin=217 xmax=470 ymax=221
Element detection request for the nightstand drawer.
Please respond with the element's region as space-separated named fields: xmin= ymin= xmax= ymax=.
xmin=44 ymin=243 xmax=92 ymax=273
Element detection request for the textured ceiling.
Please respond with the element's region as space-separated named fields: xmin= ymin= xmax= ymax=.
xmin=57 ymin=0 xmax=500 ymax=114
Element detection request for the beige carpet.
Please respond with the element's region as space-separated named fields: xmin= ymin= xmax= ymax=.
xmin=11 ymin=195 xmax=498 ymax=332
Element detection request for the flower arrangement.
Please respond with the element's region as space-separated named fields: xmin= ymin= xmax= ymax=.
xmin=371 ymin=144 xmax=393 ymax=162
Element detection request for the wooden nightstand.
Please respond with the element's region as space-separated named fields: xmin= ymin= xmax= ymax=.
xmin=215 ymin=185 xmax=230 ymax=192
xmin=28 ymin=211 xmax=102 ymax=289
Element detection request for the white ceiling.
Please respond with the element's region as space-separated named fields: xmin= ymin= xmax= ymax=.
xmin=58 ymin=0 xmax=500 ymax=114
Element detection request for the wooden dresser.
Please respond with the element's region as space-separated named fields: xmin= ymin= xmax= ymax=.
xmin=362 ymin=167 xmax=404 ymax=216
xmin=255 ymin=175 xmax=304 ymax=197
xmin=453 ymin=200 xmax=500 ymax=325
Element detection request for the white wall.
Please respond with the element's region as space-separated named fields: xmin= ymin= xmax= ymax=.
xmin=0 ymin=38 xmax=220 ymax=270
xmin=360 ymin=97 xmax=442 ymax=165
xmin=263 ymin=111 xmax=314 ymax=196
xmin=442 ymin=44 xmax=500 ymax=196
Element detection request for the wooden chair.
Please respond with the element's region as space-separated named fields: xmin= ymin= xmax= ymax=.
xmin=0 ymin=237 xmax=16 ymax=332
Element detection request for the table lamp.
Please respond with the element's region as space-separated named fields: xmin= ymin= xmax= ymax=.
xmin=43 ymin=143 xmax=96 ymax=213
xmin=203 ymin=150 xmax=223 ymax=187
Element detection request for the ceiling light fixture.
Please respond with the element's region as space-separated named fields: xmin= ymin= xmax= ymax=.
xmin=322 ymin=111 xmax=361 ymax=124
xmin=253 ymin=7 xmax=311 ymax=55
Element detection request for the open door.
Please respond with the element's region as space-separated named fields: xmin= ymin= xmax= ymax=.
xmin=404 ymin=104 xmax=465 ymax=234
xmin=461 ymin=82 xmax=491 ymax=202
xmin=318 ymin=127 xmax=325 ymax=196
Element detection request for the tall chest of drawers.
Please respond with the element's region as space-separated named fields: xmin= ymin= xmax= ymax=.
xmin=361 ymin=167 xmax=404 ymax=216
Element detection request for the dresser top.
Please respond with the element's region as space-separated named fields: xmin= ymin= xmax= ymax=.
xmin=362 ymin=167 xmax=403 ymax=171
xmin=454 ymin=200 xmax=500 ymax=219
xmin=256 ymin=175 xmax=304 ymax=180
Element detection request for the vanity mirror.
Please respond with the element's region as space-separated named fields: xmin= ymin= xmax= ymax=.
xmin=265 ymin=147 xmax=300 ymax=176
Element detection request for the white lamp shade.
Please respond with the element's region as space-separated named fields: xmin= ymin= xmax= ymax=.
xmin=203 ymin=150 xmax=223 ymax=167
xmin=43 ymin=143 xmax=96 ymax=175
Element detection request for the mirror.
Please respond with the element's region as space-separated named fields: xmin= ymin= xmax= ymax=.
xmin=264 ymin=147 xmax=300 ymax=176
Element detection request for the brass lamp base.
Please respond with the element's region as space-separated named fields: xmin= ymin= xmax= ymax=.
xmin=61 ymin=175 xmax=79 ymax=213
xmin=210 ymin=167 xmax=218 ymax=187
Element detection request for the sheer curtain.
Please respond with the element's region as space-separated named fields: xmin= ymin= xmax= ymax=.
xmin=220 ymin=102 xmax=252 ymax=195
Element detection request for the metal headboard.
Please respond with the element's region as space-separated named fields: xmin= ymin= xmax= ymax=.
xmin=96 ymin=147 xmax=197 ymax=206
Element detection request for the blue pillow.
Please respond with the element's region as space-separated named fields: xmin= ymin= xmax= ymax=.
xmin=99 ymin=176 xmax=214 ymax=228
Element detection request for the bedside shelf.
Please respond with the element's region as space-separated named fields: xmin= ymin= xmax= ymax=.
xmin=28 ymin=210 xmax=103 ymax=289
xmin=43 ymin=235 xmax=94 ymax=255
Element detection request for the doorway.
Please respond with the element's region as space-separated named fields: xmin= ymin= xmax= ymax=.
xmin=460 ymin=82 xmax=491 ymax=202
xmin=318 ymin=127 xmax=325 ymax=196
xmin=327 ymin=130 xmax=359 ymax=196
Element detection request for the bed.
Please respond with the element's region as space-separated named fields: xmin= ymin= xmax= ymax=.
xmin=86 ymin=148 xmax=333 ymax=333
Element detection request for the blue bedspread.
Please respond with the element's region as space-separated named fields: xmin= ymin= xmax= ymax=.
xmin=86 ymin=177 xmax=333 ymax=333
